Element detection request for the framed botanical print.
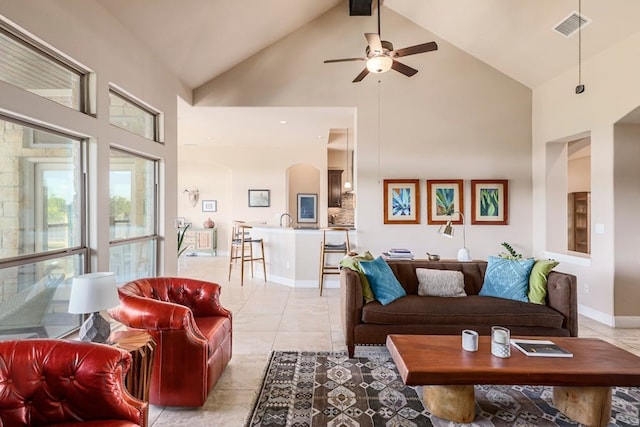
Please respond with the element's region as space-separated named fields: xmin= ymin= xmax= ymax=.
xmin=427 ymin=180 xmax=464 ymax=224
xmin=471 ymin=179 xmax=508 ymax=225
xmin=383 ymin=179 xmax=420 ymax=224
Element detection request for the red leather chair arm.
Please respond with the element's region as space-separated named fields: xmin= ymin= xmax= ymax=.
xmin=174 ymin=278 xmax=232 ymax=319
xmin=109 ymin=293 xmax=197 ymax=331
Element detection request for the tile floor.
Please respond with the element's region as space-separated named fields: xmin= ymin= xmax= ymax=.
xmin=147 ymin=255 xmax=640 ymax=426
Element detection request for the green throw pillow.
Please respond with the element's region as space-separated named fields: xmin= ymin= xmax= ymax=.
xmin=339 ymin=251 xmax=375 ymax=303
xmin=528 ymin=259 xmax=559 ymax=305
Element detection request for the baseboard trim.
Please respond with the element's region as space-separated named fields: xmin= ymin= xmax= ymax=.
xmin=578 ymin=304 xmax=615 ymax=327
xmin=614 ymin=316 xmax=640 ymax=328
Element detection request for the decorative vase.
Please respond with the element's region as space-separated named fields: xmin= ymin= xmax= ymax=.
xmin=203 ymin=218 xmax=215 ymax=229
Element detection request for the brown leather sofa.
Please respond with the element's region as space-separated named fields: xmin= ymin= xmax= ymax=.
xmin=0 ymin=339 xmax=147 ymax=426
xmin=108 ymin=277 xmax=232 ymax=407
xmin=341 ymin=260 xmax=577 ymax=357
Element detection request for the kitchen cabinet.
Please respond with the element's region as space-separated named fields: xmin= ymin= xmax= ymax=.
xmin=328 ymin=170 xmax=343 ymax=207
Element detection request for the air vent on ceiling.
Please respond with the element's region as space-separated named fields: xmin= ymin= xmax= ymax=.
xmin=554 ymin=11 xmax=592 ymax=37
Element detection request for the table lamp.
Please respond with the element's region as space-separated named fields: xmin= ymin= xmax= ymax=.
xmin=68 ymin=272 xmax=120 ymax=343
xmin=438 ymin=211 xmax=472 ymax=262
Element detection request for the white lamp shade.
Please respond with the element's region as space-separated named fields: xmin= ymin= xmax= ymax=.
xmin=367 ymin=55 xmax=393 ymax=73
xmin=68 ymin=272 xmax=120 ymax=314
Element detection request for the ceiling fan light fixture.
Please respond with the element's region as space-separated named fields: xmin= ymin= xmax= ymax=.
xmin=367 ymin=55 xmax=393 ymax=73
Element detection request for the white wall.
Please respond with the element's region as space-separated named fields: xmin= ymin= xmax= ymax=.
xmin=533 ymin=31 xmax=640 ymax=325
xmin=190 ymin=5 xmax=533 ymax=260
xmin=0 ymin=1 xmax=183 ymax=275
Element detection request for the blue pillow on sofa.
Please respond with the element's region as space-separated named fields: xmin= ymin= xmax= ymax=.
xmin=359 ymin=256 xmax=406 ymax=305
xmin=479 ymin=256 xmax=535 ymax=302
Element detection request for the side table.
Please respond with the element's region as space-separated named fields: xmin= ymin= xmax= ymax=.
xmin=110 ymin=330 xmax=156 ymax=402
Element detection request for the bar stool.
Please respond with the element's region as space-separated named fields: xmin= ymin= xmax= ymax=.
xmin=228 ymin=221 xmax=266 ymax=286
xmin=318 ymin=227 xmax=350 ymax=296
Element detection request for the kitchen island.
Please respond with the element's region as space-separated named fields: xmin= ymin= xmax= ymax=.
xmin=249 ymin=224 xmax=355 ymax=288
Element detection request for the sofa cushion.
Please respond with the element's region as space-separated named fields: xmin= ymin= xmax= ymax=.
xmin=416 ymin=268 xmax=466 ymax=297
xmin=360 ymin=256 xmax=407 ymax=305
xmin=195 ymin=316 xmax=232 ymax=356
xmin=361 ymin=295 xmax=565 ymax=330
xmin=340 ymin=251 xmax=376 ymax=303
xmin=479 ymin=256 xmax=535 ymax=302
xmin=528 ymin=259 xmax=560 ymax=304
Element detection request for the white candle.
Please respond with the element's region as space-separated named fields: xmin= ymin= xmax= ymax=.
xmin=494 ymin=330 xmax=508 ymax=344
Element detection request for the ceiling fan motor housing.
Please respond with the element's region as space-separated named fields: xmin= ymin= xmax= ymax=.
xmin=365 ymin=40 xmax=394 ymax=57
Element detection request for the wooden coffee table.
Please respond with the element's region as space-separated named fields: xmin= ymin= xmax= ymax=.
xmin=387 ymin=334 xmax=640 ymax=427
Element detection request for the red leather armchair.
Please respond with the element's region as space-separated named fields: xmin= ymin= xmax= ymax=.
xmin=108 ymin=277 xmax=232 ymax=407
xmin=0 ymin=339 xmax=147 ymax=426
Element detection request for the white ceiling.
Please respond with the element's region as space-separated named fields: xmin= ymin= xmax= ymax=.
xmin=98 ymin=0 xmax=640 ymax=146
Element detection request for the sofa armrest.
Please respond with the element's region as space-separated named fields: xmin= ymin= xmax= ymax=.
xmin=340 ymin=268 xmax=364 ymax=355
xmin=546 ymin=271 xmax=578 ymax=336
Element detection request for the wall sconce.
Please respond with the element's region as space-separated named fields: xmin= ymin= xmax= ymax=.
xmin=184 ymin=188 xmax=199 ymax=207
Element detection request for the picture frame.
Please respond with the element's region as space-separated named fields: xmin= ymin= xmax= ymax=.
xmin=427 ymin=179 xmax=464 ymax=225
xmin=248 ymin=189 xmax=270 ymax=207
xmin=175 ymin=217 xmax=185 ymax=228
xmin=471 ymin=179 xmax=509 ymax=225
xmin=297 ymin=193 xmax=318 ymax=223
xmin=383 ymin=179 xmax=420 ymax=224
xmin=202 ymin=200 xmax=217 ymax=212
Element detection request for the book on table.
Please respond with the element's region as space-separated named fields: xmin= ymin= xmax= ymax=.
xmin=510 ymin=339 xmax=573 ymax=358
xmin=383 ymin=249 xmax=414 ymax=259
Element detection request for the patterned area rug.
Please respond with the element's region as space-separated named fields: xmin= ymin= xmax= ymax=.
xmin=245 ymin=350 xmax=640 ymax=427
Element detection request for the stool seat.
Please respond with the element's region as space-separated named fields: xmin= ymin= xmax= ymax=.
xmin=228 ymin=221 xmax=266 ymax=286
xmin=318 ymin=227 xmax=350 ymax=296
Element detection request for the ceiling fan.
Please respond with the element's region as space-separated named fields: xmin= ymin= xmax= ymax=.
xmin=324 ymin=0 xmax=438 ymax=82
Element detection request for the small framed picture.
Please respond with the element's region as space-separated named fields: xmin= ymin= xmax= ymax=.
xmin=297 ymin=193 xmax=318 ymax=223
xmin=248 ymin=189 xmax=270 ymax=207
xmin=175 ymin=217 xmax=185 ymax=228
xmin=471 ymin=179 xmax=509 ymax=225
xmin=427 ymin=180 xmax=464 ymax=225
xmin=202 ymin=200 xmax=217 ymax=212
xmin=383 ymin=179 xmax=420 ymax=224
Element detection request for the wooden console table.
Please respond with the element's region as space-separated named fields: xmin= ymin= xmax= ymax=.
xmin=110 ymin=330 xmax=156 ymax=402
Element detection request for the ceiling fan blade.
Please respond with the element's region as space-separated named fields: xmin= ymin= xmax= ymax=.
xmin=393 ymin=41 xmax=438 ymax=58
xmin=353 ymin=68 xmax=369 ymax=83
xmin=365 ymin=33 xmax=383 ymax=53
xmin=324 ymin=57 xmax=366 ymax=63
xmin=391 ymin=60 xmax=418 ymax=77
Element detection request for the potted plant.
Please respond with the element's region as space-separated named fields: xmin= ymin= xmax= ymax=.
xmin=177 ymin=223 xmax=191 ymax=256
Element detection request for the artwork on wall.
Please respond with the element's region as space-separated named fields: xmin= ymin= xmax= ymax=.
xmin=427 ymin=179 xmax=464 ymax=224
xmin=248 ymin=189 xmax=270 ymax=207
xmin=383 ymin=179 xmax=420 ymax=224
xmin=202 ymin=200 xmax=217 ymax=212
xmin=471 ymin=179 xmax=509 ymax=225
xmin=297 ymin=193 xmax=317 ymax=223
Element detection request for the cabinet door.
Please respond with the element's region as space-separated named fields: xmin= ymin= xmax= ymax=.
xmin=328 ymin=170 xmax=343 ymax=207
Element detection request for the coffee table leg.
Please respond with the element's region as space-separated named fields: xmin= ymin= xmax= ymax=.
xmin=553 ymin=386 xmax=612 ymax=427
xmin=423 ymin=385 xmax=475 ymax=423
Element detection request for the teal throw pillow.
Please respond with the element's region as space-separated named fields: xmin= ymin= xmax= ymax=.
xmin=479 ymin=256 xmax=535 ymax=302
xmin=359 ymin=256 xmax=406 ymax=305
xmin=339 ymin=251 xmax=376 ymax=303
xmin=528 ymin=259 xmax=559 ymax=305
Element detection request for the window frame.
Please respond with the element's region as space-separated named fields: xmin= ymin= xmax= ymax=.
xmin=108 ymin=86 xmax=162 ymax=143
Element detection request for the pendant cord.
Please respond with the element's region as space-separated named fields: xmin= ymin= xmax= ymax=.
xmin=377 ymin=0 xmax=381 ymax=36
xmin=377 ymin=79 xmax=381 ymax=183
xmin=578 ymin=0 xmax=582 ymax=85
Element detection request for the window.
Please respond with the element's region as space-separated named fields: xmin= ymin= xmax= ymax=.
xmin=0 ymin=117 xmax=86 ymax=340
xmin=0 ymin=21 xmax=89 ymax=111
xmin=109 ymin=148 xmax=158 ymax=283
xmin=109 ymin=89 xmax=159 ymax=141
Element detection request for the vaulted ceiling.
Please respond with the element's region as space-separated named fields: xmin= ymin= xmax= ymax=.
xmin=97 ymin=0 xmax=640 ymax=90
xmin=96 ymin=0 xmax=640 ymax=146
